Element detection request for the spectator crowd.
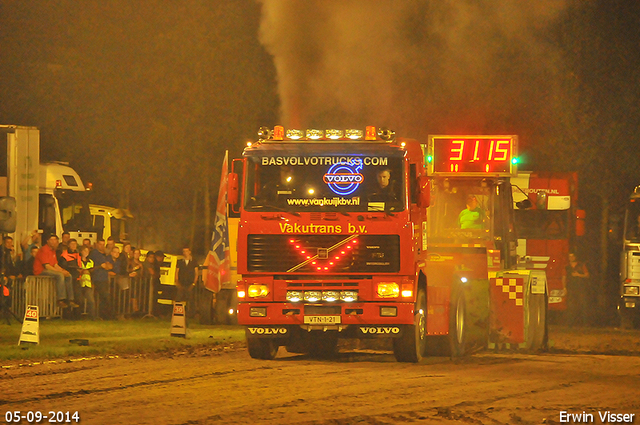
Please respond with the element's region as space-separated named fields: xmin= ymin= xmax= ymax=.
xmin=0 ymin=230 xmax=199 ymax=320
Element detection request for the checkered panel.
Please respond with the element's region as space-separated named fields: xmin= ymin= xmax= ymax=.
xmin=495 ymin=278 xmax=524 ymax=306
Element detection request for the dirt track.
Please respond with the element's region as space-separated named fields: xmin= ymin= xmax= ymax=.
xmin=2 ymin=327 xmax=639 ymax=425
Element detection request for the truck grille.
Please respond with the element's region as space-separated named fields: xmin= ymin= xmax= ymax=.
xmin=247 ymin=234 xmax=400 ymax=273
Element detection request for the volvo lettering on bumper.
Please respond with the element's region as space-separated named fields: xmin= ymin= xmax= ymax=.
xmin=247 ymin=327 xmax=289 ymax=337
xmin=359 ymin=326 xmax=402 ymax=335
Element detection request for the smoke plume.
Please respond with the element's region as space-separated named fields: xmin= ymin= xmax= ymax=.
xmin=258 ymin=0 xmax=569 ymax=147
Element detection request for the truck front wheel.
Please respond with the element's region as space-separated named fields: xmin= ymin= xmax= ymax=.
xmin=449 ymin=288 xmax=468 ymax=357
xmin=425 ymin=287 xmax=468 ymax=357
xmin=525 ymin=293 xmax=547 ymax=351
xmin=393 ymin=289 xmax=427 ymax=363
xmin=247 ymin=338 xmax=278 ymax=360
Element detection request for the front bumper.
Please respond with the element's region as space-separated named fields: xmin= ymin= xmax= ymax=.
xmin=621 ymin=296 xmax=639 ymax=309
xmin=238 ymin=301 xmax=415 ymax=337
xmin=622 ymin=283 xmax=640 ymax=308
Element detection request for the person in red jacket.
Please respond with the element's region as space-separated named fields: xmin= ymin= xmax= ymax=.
xmin=34 ymin=235 xmax=79 ymax=309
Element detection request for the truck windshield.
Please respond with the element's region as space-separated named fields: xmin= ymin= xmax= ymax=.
xmin=514 ymin=210 xmax=569 ymax=240
xmin=624 ymin=198 xmax=640 ymax=241
xmin=427 ymin=179 xmax=492 ymax=242
xmin=244 ymin=154 xmax=404 ymax=212
xmin=56 ymin=189 xmax=94 ymax=232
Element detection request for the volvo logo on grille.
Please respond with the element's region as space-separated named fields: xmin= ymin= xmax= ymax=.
xmin=359 ymin=326 xmax=401 ymax=334
xmin=323 ymin=159 xmax=364 ymax=196
xmin=248 ymin=327 xmax=288 ymax=335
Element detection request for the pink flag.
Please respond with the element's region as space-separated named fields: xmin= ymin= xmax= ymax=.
xmin=205 ymin=151 xmax=231 ymax=292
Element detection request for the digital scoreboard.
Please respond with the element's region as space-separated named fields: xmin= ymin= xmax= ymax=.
xmin=426 ymin=135 xmax=518 ymax=177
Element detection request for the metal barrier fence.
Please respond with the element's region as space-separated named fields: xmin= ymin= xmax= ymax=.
xmin=8 ymin=274 xmax=216 ymax=321
xmin=10 ymin=276 xmax=62 ymax=319
xmin=105 ymin=275 xmax=153 ymax=318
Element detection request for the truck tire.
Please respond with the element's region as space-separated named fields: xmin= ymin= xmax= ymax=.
xmin=393 ymin=289 xmax=427 ymax=363
xmin=525 ymin=293 xmax=547 ymax=351
xmin=247 ymin=338 xmax=278 ymax=360
xmin=425 ymin=287 xmax=468 ymax=357
xmin=449 ymin=288 xmax=468 ymax=357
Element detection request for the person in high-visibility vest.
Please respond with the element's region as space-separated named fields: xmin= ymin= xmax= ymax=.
xmin=79 ymin=246 xmax=96 ymax=318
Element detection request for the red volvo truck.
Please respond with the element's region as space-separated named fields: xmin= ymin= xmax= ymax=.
xmin=510 ymin=172 xmax=585 ymax=312
xmin=230 ymin=127 xmax=547 ymax=362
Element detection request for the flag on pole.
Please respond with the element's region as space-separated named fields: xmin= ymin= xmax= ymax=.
xmin=205 ymin=151 xmax=231 ymax=292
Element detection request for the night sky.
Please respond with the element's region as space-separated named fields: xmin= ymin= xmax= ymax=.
xmin=1 ymin=1 xmax=639 ymax=259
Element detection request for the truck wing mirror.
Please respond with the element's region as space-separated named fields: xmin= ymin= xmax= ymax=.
xmin=536 ymin=191 xmax=548 ymax=210
xmin=0 ymin=197 xmax=16 ymax=233
xmin=575 ymin=209 xmax=586 ymax=237
xmin=417 ymin=175 xmax=431 ymax=208
xmin=516 ymin=199 xmax=532 ymax=209
xmin=227 ymin=173 xmax=239 ymax=205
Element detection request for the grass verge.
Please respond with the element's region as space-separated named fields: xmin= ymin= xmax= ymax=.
xmin=0 ymin=318 xmax=245 ymax=362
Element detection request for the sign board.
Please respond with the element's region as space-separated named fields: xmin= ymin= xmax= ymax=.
xmin=426 ymin=135 xmax=518 ymax=177
xmin=19 ymin=305 xmax=40 ymax=345
xmin=170 ymin=301 xmax=187 ymax=338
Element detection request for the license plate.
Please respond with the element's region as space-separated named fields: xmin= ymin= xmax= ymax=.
xmin=304 ymin=315 xmax=341 ymax=324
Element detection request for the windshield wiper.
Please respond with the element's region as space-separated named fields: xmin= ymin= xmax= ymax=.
xmin=250 ymin=204 xmax=300 ymax=216
xmin=367 ymin=205 xmax=395 ymax=217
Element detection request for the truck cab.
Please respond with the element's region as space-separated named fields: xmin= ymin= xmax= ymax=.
xmin=620 ymin=185 xmax=640 ymax=328
xmin=510 ymin=172 xmax=585 ymax=312
xmin=89 ymin=204 xmax=133 ymax=242
xmin=38 ymin=162 xmax=98 ymax=243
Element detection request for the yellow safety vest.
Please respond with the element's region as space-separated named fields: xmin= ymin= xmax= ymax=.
xmin=80 ymin=259 xmax=94 ymax=288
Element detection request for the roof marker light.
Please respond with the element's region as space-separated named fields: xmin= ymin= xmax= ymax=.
xmin=306 ymin=129 xmax=324 ymax=140
xmin=365 ymin=126 xmax=376 ymax=140
xmin=326 ymin=129 xmax=344 ymax=139
xmin=286 ymin=129 xmax=304 ymax=140
xmin=257 ymin=126 xmax=271 ymax=139
xmin=273 ymin=125 xmax=284 ymax=140
xmin=345 ymin=129 xmax=363 ymax=140
xmin=377 ymin=128 xmax=395 ymax=141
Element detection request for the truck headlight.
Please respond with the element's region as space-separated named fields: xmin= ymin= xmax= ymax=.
xmin=340 ymin=290 xmax=358 ymax=302
xmin=624 ymin=286 xmax=640 ymax=295
xmin=322 ymin=290 xmax=341 ymax=302
xmin=247 ymin=284 xmax=269 ymax=298
xmin=304 ymin=290 xmax=322 ymax=302
xmin=377 ymin=282 xmax=400 ymax=298
xmin=286 ymin=290 xmax=303 ymax=303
